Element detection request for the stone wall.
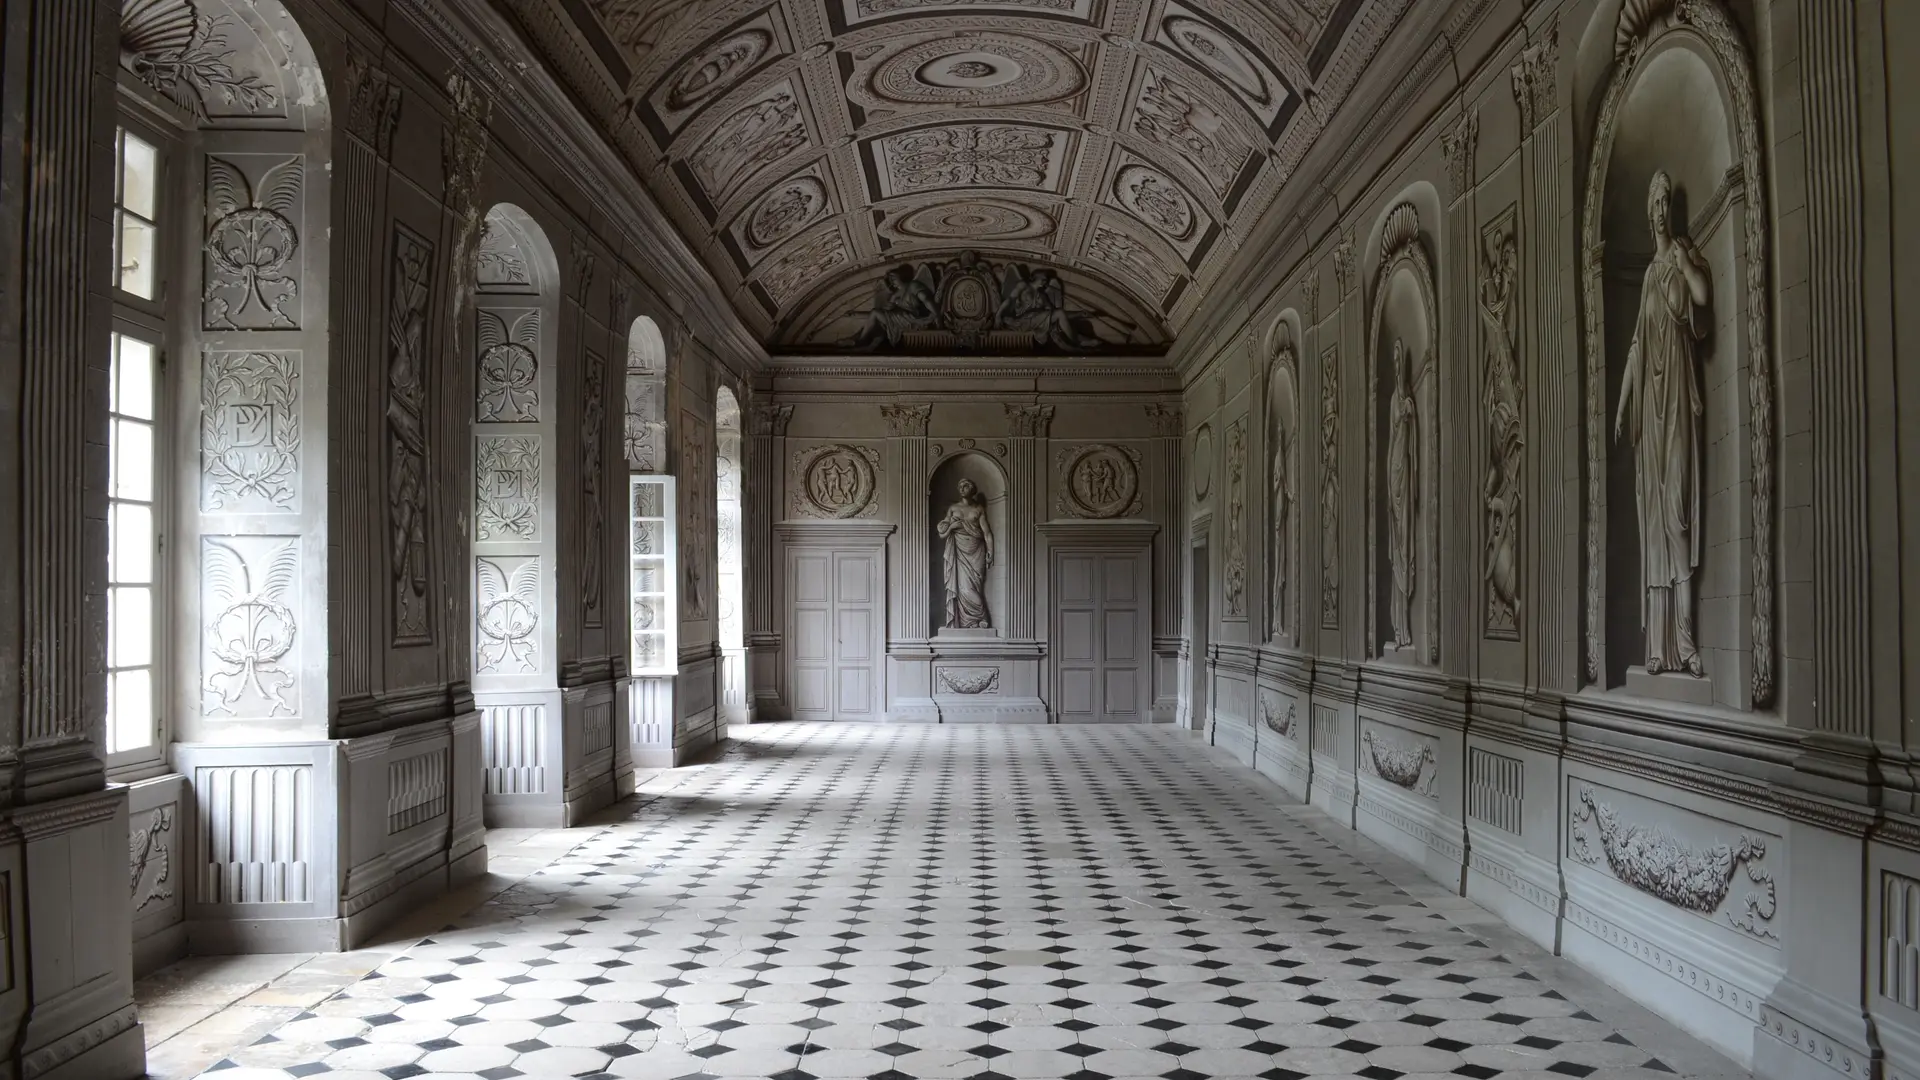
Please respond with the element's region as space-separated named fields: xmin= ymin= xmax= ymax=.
xmin=1172 ymin=1 xmax=1916 ymax=1077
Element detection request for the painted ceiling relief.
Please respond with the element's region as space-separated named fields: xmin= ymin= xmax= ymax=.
xmin=509 ymin=0 xmax=1402 ymax=352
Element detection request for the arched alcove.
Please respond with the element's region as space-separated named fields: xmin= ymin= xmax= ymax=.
xmin=1580 ymin=0 xmax=1771 ymax=711
xmin=1365 ymin=198 xmax=1440 ymax=665
xmin=715 ymin=386 xmax=745 ymax=724
xmin=1267 ymin=313 xmax=1302 ymax=645
xmin=625 ymin=315 xmax=675 ymax=677
xmin=929 ymin=451 xmax=1009 ymax=638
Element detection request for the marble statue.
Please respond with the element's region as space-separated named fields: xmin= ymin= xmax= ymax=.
xmin=1614 ymin=170 xmax=1711 ymax=677
xmin=851 ymin=265 xmax=939 ymax=348
xmin=1270 ymin=421 xmax=1294 ymax=640
xmin=1387 ymin=339 xmax=1417 ymax=650
xmin=938 ymin=478 xmax=994 ymax=629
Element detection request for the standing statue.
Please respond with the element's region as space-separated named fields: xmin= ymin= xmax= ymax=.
xmin=938 ymin=478 xmax=994 ymax=629
xmin=1386 ymin=339 xmax=1417 ymax=649
xmin=1270 ymin=421 xmax=1294 ymax=640
xmin=1614 ymin=170 xmax=1711 ymax=677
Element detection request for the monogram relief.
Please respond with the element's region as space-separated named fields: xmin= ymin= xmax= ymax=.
xmin=475 ymin=437 xmax=542 ymax=542
xmin=203 ymin=154 xmax=302 ymax=331
xmin=202 ymin=536 xmax=299 ymax=718
xmin=201 ymin=350 xmax=299 ymax=513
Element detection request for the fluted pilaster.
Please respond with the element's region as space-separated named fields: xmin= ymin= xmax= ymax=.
xmin=883 ymin=405 xmax=932 ymax=642
xmin=1005 ymin=405 xmax=1053 ymax=641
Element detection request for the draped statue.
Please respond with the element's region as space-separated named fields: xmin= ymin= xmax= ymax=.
xmin=1614 ymin=170 xmax=1711 ymax=677
xmin=1270 ymin=421 xmax=1294 ymax=640
xmin=1386 ymin=339 xmax=1417 ymax=649
xmin=938 ymin=479 xmax=994 ymax=629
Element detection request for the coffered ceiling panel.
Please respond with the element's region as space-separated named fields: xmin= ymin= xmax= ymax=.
xmin=504 ymin=0 xmax=1407 ymax=353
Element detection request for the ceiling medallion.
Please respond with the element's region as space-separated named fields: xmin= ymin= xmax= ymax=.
xmin=890 ymin=199 xmax=1055 ymax=242
xmin=1163 ymin=14 xmax=1272 ymax=108
xmin=745 ymin=176 xmax=829 ymax=250
xmin=871 ymin=34 xmax=1086 ymax=107
xmin=666 ymin=29 xmax=772 ymax=113
xmin=1113 ymin=164 xmax=1196 ymax=242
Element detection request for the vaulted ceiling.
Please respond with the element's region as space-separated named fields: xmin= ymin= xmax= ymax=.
xmin=505 ymin=0 xmax=1406 ymax=353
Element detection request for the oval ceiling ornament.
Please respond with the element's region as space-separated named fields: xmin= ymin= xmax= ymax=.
xmin=1163 ymin=14 xmax=1272 ymax=108
xmin=889 ymin=199 xmax=1057 ymax=242
xmin=666 ymin=29 xmax=773 ymax=112
xmin=1114 ymin=164 xmax=1196 ymax=242
xmin=869 ymin=33 xmax=1086 ymax=107
xmin=745 ymin=176 xmax=830 ymax=250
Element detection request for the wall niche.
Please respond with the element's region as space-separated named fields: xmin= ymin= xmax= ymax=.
xmin=929 ymin=451 xmax=1009 ymax=638
xmin=1367 ymin=198 xmax=1440 ymax=666
xmin=1581 ymin=0 xmax=1771 ymax=712
xmin=1267 ymin=315 xmax=1302 ymax=645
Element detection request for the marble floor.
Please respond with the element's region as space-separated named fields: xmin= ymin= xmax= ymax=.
xmin=155 ymin=723 xmax=1751 ymax=1080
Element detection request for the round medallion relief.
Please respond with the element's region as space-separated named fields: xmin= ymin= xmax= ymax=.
xmin=891 ymin=199 xmax=1055 ymax=242
xmin=871 ymin=34 xmax=1085 ymax=107
xmin=667 ymin=29 xmax=773 ymax=113
xmin=1163 ymin=15 xmax=1272 ymax=108
xmin=1063 ymin=445 xmax=1139 ymax=519
xmin=1114 ymin=165 xmax=1197 ymax=242
xmin=802 ymin=445 xmax=877 ymax=518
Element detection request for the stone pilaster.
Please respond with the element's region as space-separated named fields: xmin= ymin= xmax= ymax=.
xmin=1005 ymin=405 xmax=1054 ymax=642
xmin=882 ymin=404 xmax=936 ymax=720
xmin=0 ymin=0 xmax=145 ymax=1072
xmin=1512 ymin=21 xmax=1576 ymax=695
xmin=1442 ymin=107 xmax=1478 ymax=677
xmin=748 ymin=403 xmax=790 ymax=719
xmin=1147 ymin=404 xmax=1184 ymax=723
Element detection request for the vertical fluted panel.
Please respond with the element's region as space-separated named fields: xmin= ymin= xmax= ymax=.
xmin=891 ymin=435 xmax=931 ymax=640
xmin=195 ymin=765 xmax=314 ymax=904
xmin=1151 ymin=432 xmax=1182 ymax=640
xmin=1528 ymin=115 xmax=1577 ymax=693
xmin=747 ymin=424 xmax=774 ymax=638
xmin=335 ymin=138 xmax=383 ymax=701
xmin=1802 ymin=2 xmax=1868 ymax=736
xmin=1009 ymin=436 xmax=1039 ymax=640
xmin=19 ymin=0 xmax=100 ymax=748
xmin=1446 ymin=194 xmax=1473 ymax=674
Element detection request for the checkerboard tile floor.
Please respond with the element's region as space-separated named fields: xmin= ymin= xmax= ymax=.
xmin=195 ymin=723 xmax=1737 ymax=1079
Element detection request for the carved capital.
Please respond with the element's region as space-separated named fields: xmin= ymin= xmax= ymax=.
xmin=881 ymin=403 xmax=931 ymax=437
xmin=1332 ymin=230 xmax=1357 ymax=296
xmin=1511 ymin=20 xmax=1560 ymax=133
xmin=1299 ymin=269 xmax=1320 ymax=325
xmin=1005 ymin=404 xmax=1053 ymax=438
xmin=1144 ymin=403 xmax=1183 ymax=437
xmin=571 ymin=237 xmax=598 ymax=298
xmin=1442 ymin=110 xmax=1479 ymax=203
xmin=345 ymin=53 xmax=402 ymax=160
xmin=752 ymin=404 xmax=794 ymax=437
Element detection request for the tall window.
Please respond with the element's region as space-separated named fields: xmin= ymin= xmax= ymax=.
xmin=107 ymin=123 xmax=169 ymax=769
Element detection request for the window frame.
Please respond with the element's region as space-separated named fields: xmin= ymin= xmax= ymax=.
xmin=105 ymin=103 xmax=179 ymax=782
xmin=629 ymin=474 xmax=679 ymax=678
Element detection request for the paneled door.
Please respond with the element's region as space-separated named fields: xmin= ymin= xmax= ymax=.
xmin=1053 ymin=548 xmax=1150 ymax=723
xmin=787 ymin=547 xmax=884 ymax=720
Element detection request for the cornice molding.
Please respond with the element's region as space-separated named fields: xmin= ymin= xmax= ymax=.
xmin=389 ymin=0 xmax=767 ymax=373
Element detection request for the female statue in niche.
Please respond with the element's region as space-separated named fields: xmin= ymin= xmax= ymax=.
xmin=938 ymin=478 xmax=994 ymax=629
xmin=1614 ymin=170 xmax=1711 ymax=677
xmin=1386 ymin=339 xmax=1417 ymax=649
xmin=1270 ymin=418 xmax=1294 ymax=640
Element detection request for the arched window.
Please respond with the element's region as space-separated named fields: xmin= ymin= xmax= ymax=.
xmin=112 ymin=0 xmax=330 ymax=773
xmin=625 ymin=317 xmax=675 ymax=676
xmin=714 ymin=387 xmax=744 ymax=723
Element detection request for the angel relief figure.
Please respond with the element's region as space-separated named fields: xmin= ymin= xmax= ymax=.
xmin=850 ymin=265 xmax=939 ymax=348
xmin=997 ymin=265 xmax=1099 ymax=350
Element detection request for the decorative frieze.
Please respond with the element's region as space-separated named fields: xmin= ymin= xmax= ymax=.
xmin=936 ymin=668 xmax=1000 ymax=695
xmin=1569 ymin=786 xmax=1777 ymax=942
xmin=1360 ymin=723 xmax=1437 ymax=798
xmin=1479 ymin=208 xmax=1522 ymax=639
xmin=387 ymin=226 xmax=436 ymax=644
xmin=1259 ymin=691 xmax=1295 ymax=740
xmin=580 ymin=349 xmax=609 ymax=623
xmin=1319 ymin=345 xmax=1339 ymax=629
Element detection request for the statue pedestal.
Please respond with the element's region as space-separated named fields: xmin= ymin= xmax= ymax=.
xmin=1624 ymin=665 xmax=1715 ymax=706
xmin=934 ymin=627 xmax=1000 ymax=641
xmin=1377 ymin=643 xmax=1424 ymax=668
